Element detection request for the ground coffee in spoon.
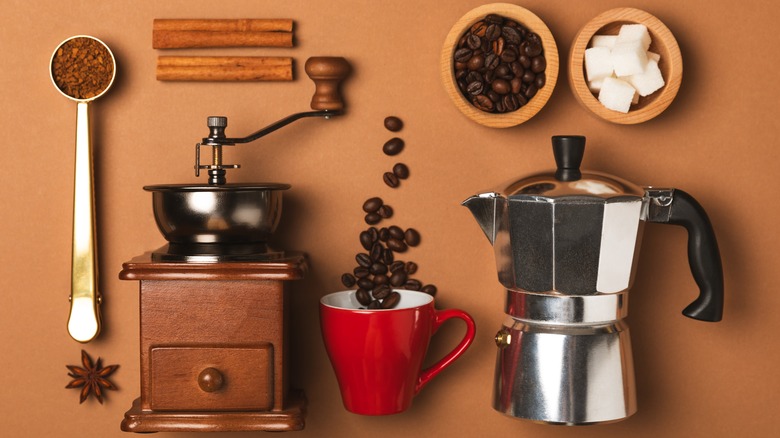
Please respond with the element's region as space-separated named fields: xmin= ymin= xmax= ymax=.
xmin=51 ymin=37 xmax=114 ymax=100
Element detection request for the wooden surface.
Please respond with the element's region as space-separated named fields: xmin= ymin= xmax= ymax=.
xmin=156 ymin=56 xmax=294 ymax=82
xmin=568 ymin=8 xmax=683 ymax=124
xmin=1 ymin=1 xmax=779 ymax=437
xmin=121 ymin=391 xmax=307 ymax=432
xmin=149 ymin=346 xmax=274 ymax=411
xmin=121 ymin=256 xmax=302 ymax=431
xmin=440 ymin=3 xmax=559 ymax=128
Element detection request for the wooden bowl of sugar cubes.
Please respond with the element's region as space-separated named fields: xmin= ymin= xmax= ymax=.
xmin=569 ymin=8 xmax=682 ymax=124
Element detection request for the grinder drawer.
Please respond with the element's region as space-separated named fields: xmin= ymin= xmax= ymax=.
xmin=150 ymin=345 xmax=273 ymax=411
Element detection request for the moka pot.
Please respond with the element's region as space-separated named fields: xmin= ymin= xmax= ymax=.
xmin=463 ymin=135 xmax=724 ymax=425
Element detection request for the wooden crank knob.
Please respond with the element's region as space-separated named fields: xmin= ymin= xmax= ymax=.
xmin=305 ymin=56 xmax=350 ymax=111
xmin=197 ymin=367 xmax=224 ymax=392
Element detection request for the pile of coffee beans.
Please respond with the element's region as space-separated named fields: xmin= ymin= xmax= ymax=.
xmin=341 ymin=218 xmax=436 ymax=309
xmin=453 ymin=14 xmax=547 ymax=113
xmin=340 ymin=116 xmax=437 ymax=309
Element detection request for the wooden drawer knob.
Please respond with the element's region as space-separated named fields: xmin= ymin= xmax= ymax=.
xmin=197 ymin=367 xmax=224 ymax=392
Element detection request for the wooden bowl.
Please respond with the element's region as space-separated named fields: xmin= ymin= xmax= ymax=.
xmin=569 ymin=8 xmax=682 ymax=124
xmin=440 ymin=3 xmax=559 ymax=128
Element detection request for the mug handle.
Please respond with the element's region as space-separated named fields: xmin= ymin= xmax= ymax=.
xmin=414 ymin=308 xmax=476 ymax=394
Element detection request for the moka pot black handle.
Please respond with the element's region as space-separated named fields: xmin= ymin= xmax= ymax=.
xmin=647 ymin=189 xmax=724 ymax=322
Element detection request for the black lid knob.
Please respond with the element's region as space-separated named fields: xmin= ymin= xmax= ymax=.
xmin=552 ymin=135 xmax=586 ymax=182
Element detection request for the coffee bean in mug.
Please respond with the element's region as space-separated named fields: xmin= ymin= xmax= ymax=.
xmin=373 ymin=274 xmax=389 ymax=286
xmin=356 ymin=288 xmax=372 ymax=306
xmin=372 ymin=284 xmax=391 ymax=299
xmin=320 ymin=290 xmax=476 ymax=415
xmin=381 ymin=291 xmax=401 ymax=309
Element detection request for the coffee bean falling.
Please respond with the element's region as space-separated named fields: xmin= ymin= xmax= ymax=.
xmin=340 ymin=115 xmax=437 ymax=309
xmin=341 ymin=223 xmax=437 ymax=308
xmin=383 ymin=138 xmax=404 ymax=156
xmin=383 ymin=172 xmax=400 ymax=189
xmin=393 ymin=163 xmax=409 ymax=179
xmin=384 ymin=116 xmax=403 ymax=132
xmin=363 ymin=197 xmax=394 ymax=224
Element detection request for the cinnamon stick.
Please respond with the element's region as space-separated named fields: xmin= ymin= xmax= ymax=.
xmin=153 ymin=30 xmax=293 ymax=49
xmin=153 ymin=18 xmax=293 ymax=33
xmin=156 ymin=56 xmax=293 ymax=81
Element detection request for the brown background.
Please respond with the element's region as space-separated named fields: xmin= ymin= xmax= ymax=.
xmin=1 ymin=0 xmax=778 ymax=436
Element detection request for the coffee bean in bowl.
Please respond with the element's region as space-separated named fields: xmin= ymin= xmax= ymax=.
xmin=453 ymin=15 xmax=547 ymax=115
xmin=441 ymin=3 xmax=558 ymax=128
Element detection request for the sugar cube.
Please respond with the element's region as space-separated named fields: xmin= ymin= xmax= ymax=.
xmin=617 ymin=24 xmax=651 ymax=51
xmin=589 ymin=78 xmax=604 ymax=93
xmin=585 ymin=46 xmax=613 ymax=82
xmin=611 ymin=41 xmax=648 ymax=77
xmin=626 ymin=59 xmax=665 ymax=96
xmin=591 ymin=35 xmax=617 ymax=49
xmin=598 ymin=77 xmax=636 ymax=113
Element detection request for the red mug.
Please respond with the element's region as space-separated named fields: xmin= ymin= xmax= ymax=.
xmin=320 ymin=289 xmax=476 ymax=415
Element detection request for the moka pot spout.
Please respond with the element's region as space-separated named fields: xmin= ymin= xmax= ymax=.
xmin=462 ymin=192 xmax=503 ymax=245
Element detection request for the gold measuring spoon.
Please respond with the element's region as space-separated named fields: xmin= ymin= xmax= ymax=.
xmin=50 ymin=35 xmax=116 ymax=343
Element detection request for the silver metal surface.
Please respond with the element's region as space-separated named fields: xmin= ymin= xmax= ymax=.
xmin=145 ymin=183 xmax=289 ymax=244
xmin=498 ymin=170 xmax=645 ymax=198
xmin=505 ymin=290 xmax=628 ymax=324
xmin=643 ymin=188 xmax=675 ymax=222
xmin=465 ymin=191 xmax=645 ymax=295
xmin=150 ymin=243 xmax=286 ymax=263
xmin=493 ymin=317 xmax=636 ymax=425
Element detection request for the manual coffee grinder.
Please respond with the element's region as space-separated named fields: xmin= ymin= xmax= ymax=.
xmin=463 ymin=135 xmax=724 ymax=425
xmin=119 ymin=57 xmax=350 ymax=433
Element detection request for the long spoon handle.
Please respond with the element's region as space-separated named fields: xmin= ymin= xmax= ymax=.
xmin=67 ymin=101 xmax=101 ymax=343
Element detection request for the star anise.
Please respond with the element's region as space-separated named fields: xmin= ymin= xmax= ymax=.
xmin=66 ymin=350 xmax=119 ymax=404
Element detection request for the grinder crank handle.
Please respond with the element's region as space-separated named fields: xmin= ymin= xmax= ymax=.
xmin=304 ymin=57 xmax=351 ymax=111
xmin=645 ymin=188 xmax=724 ymax=322
xmin=201 ymin=56 xmax=351 ymax=148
